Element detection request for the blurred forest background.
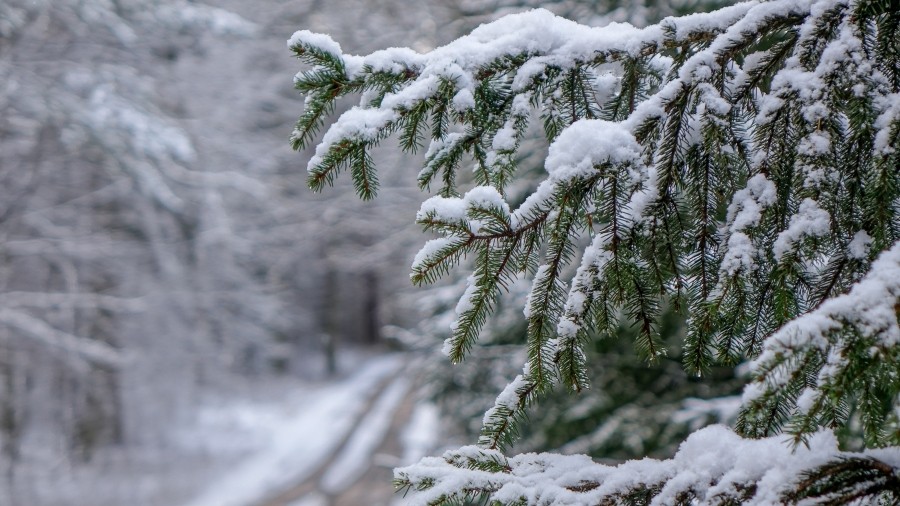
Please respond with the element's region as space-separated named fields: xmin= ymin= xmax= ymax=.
xmin=0 ymin=1 xmax=738 ymax=505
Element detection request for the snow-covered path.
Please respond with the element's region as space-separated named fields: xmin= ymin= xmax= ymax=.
xmin=182 ymin=352 xmax=439 ymax=506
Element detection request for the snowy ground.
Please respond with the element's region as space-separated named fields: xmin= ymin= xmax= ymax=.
xmin=181 ymin=351 xmax=440 ymax=506
xmin=7 ymin=350 xmax=440 ymax=506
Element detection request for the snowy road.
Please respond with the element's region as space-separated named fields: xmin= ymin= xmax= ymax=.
xmin=182 ymin=353 xmax=439 ymax=506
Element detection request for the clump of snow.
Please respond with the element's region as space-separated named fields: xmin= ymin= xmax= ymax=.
xmin=481 ymin=371 xmax=528 ymax=426
xmin=545 ymin=119 xmax=643 ymax=176
xmin=416 ymin=186 xmax=510 ymax=238
xmin=307 ymin=107 xmax=397 ymax=172
xmin=772 ymin=198 xmax=830 ymax=262
xmin=719 ymin=174 xmax=777 ymax=275
xmin=288 ymin=30 xmax=343 ymax=58
xmin=874 ymin=93 xmax=900 ymax=155
xmin=725 ymin=174 xmax=777 ymax=228
xmin=358 ymin=47 xmax=425 ymax=75
xmin=492 ymin=123 xmax=519 ymax=152
xmin=418 ymin=195 xmax=467 ymax=224
xmin=848 ymin=230 xmax=873 ymax=259
xmin=493 ymin=375 xmax=525 ymax=413
xmin=382 ymin=75 xmax=441 ymax=110
xmin=452 ymin=88 xmax=476 ymax=111
xmin=464 ymin=186 xmax=510 ymax=216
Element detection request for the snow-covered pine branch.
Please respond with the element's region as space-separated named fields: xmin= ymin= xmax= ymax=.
xmin=290 ymin=0 xmax=900 ymax=503
xmin=394 ymin=425 xmax=900 ymax=505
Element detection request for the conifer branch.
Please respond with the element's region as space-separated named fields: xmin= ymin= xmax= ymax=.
xmin=290 ymin=2 xmax=900 ymax=503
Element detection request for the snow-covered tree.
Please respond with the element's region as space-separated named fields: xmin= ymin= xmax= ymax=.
xmin=0 ymin=0 xmax=286 ymax=487
xmin=290 ymin=0 xmax=900 ymax=503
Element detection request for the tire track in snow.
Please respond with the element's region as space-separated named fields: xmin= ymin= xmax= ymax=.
xmin=327 ymin=378 xmax=421 ymax=506
xmin=320 ymin=375 xmax=411 ymax=494
xmin=182 ymin=354 xmax=404 ymax=506
xmin=261 ymin=365 xmax=428 ymax=506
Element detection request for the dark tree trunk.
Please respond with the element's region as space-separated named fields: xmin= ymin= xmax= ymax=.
xmin=362 ymin=270 xmax=380 ymax=345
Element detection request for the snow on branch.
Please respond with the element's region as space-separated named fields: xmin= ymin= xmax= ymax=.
xmin=740 ymin=240 xmax=900 ymax=445
xmin=396 ymin=426 xmax=900 ymax=505
xmin=290 ymin=0 xmax=900 ymax=503
xmin=0 ymin=309 xmax=126 ymax=368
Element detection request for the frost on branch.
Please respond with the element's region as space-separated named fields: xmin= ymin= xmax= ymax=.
xmin=290 ymin=0 xmax=900 ymax=503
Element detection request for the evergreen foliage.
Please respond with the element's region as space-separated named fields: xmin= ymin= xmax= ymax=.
xmin=290 ymin=0 xmax=900 ymax=503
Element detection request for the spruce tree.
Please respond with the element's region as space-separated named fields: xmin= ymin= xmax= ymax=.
xmin=289 ymin=0 xmax=900 ymax=503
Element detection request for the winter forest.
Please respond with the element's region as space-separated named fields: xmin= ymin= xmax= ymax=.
xmin=2 ymin=0 xmax=899 ymax=505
